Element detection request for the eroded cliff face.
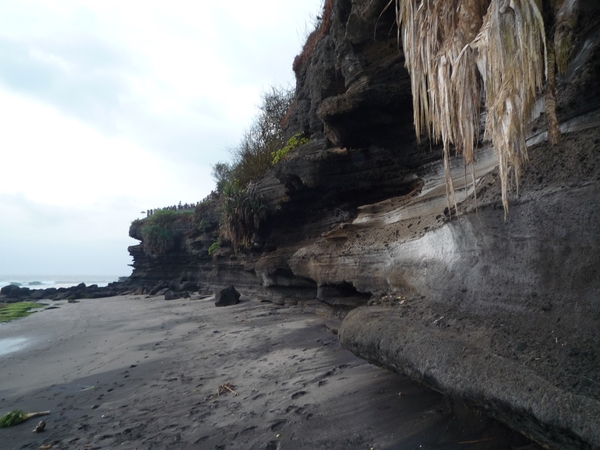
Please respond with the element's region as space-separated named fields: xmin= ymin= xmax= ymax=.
xmin=128 ymin=1 xmax=600 ymax=448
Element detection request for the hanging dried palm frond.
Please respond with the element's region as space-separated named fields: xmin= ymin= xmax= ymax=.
xmin=545 ymin=0 xmax=578 ymax=145
xmin=553 ymin=0 xmax=579 ymax=74
xmin=471 ymin=0 xmax=547 ymax=215
xmin=395 ymin=0 xmax=558 ymax=217
xmin=397 ymin=0 xmax=489 ymax=213
xmin=545 ymin=37 xmax=561 ymax=146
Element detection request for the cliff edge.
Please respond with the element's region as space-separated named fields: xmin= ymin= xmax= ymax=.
xmin=128 ymin=1 xmax=600 ymax=448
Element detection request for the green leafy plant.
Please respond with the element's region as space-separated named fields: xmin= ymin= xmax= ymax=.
xmin=271 ymin=132 xmax=309 ymax=165
xmin=0 ymin=302 xmax=44 ymax=323
xmin=221 ymin=184 xmax=267 ymax=252
xmin=208 ymin=240 xmax=220 ymax=255
xmin=209 ymin=86 xmax=298 ymax=252
xmin=212 ymin=86 xmax=293 ymax=192
xmin=0 ymin=410 xmax=50 ymax=428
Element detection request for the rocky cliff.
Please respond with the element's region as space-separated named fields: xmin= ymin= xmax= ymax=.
xmin=128 ymin=1 xmax=600 ymax=448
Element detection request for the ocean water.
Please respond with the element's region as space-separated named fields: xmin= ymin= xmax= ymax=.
xmin=0 ymin=275 xmax=126 ymax=290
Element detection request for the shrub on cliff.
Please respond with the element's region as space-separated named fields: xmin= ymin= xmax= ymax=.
xmin=220 ymin=182 xmax=266 ymax=252
xmin=271 ymin=132 xmax=309 ymax=165
xmin=208 ymin=240 xmax=220 ymax=256
xmin=140 ymin=209 xmax=192 ymax=256
xmin=213 ymin=86 xmax=294 ymax=192
xmin=209 ymin=86 xmax=312 ymax=252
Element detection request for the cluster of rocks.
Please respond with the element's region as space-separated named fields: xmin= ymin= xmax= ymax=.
xmin=129 ymin=279 xmax=208 ymax=301
xmin=1 ymin=277 xmax=242 ymax=309
xmin=0 ymin=281 xmax=131 ymax=303
xmin=131 ymin=280 xmax=240 ymax=307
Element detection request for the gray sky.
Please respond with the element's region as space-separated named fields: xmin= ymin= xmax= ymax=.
xmin=0 ymin=0 xmax=323 ymax=276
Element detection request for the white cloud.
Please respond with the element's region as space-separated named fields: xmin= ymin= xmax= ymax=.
xmin=0 ymin=88 xmax=175 ymax=206
xmin=0 ymin=0 xmax=324 ymax=275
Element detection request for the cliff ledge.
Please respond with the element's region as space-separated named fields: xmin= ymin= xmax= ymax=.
xmin=128 ymin=1 xmax=600 ymax=448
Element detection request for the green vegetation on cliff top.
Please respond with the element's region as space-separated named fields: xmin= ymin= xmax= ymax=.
xmin=212 ymin=86 xmax=295 ymax=192
xmin=140 ymin=209 xmax=193 ymax=256
xmin=210 ymin=86 xmax=305 ymax=251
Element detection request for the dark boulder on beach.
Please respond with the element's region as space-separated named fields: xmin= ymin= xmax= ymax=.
xmin=133 ymin=286 xmax=145 ymax=295
xmin=179 ymin=281 xmax=198 ymax=292
xmin=53 ymin=292 xmax=73 ymax=301
xmin=214 ymin=286 xmax=240 ymax=307
xmin=30 ymin=290 xmax=47 ymax=300
xmin=0 ymin=282 xmax=131 ymax=303
xmin=164 ymin=290 xmax=182 ymax=301
xmin=149 ymin=281 xmax=169 ymax=295
xmin=1 ymin=284 xmax=21 ymax=297
xmin=0 ymin=285 xmax=33 ymax=300
xmin=18 ymin=287 xmax=31 ymax=297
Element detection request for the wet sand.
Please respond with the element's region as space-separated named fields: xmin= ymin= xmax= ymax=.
xmin=0 ymin=295 xmax=539 ymax=449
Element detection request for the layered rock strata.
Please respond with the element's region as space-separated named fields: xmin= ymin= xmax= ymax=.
xmin=128 ymin=1 xmax=600 ymax=448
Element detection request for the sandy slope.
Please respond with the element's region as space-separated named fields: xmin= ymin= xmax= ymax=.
xmin=0 ymin=295 xmax=538 ymax=449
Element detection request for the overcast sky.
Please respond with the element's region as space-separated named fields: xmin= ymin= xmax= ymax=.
xmin=0 ymin=0 xmax=323 ymax=277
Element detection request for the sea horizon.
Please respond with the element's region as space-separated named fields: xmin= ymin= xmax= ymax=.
xmin=0 ymin=274 xmax=129 ymax=290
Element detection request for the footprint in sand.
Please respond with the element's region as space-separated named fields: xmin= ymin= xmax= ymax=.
xmin=270 ymin=420 xmax=287 ymax=432
xmin=264 ymin=441 xmax=280 ymax=450
xmin=291 ymin=390 xmax=307 ymax=399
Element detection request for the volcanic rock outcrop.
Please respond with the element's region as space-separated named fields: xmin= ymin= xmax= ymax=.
xmin=128 ymin=1 xmax=600 ymax=448
xmin=0 ymin=282 xmax=130 ymax=302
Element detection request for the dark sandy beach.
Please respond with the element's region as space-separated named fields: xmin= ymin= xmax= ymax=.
xmin=0 ymin=295 xmax=540 ymax=449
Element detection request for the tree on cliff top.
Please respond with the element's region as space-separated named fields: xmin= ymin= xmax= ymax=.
xmin=213 ymin=86 xmax=294 ymax=192
xmin=394 ymin=0 xmax=576 ymax=216
xmin=210 ymin=86 xmax=294 ymax=252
